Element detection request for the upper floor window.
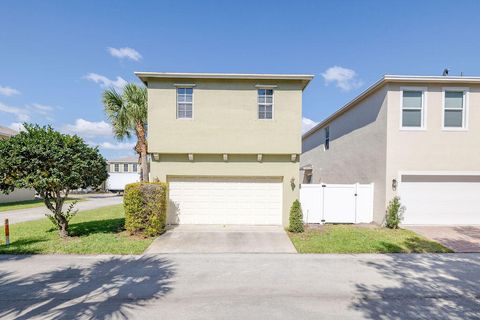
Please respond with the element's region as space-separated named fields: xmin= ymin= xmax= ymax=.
xmin=124 ymin=164 xmax=129 ymax=172
xmin=258 ymin=89 xmax=273 ymax=119
xmin=177 ymin=88 xmax=193 ymax=119
xmin=401 ymin=89 xmax=425 ymax=129
xmin=114 ymin=164 xmax=119 ymax=172
xmin=324 ymin=126 xmax=330 ymax=150
xmin=132 ymin=164 xmax=137 ymax=172
xmin=443 ymin=89 xmax=467 ymax=129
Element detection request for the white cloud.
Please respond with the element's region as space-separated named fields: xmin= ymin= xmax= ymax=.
xmin=322 ymin=66 xmax=363 ymax=91
xmin=8 ymin=122 xmax=25 ymax=132
xmin=31 ymin=103 xmax=54 ymax=113
xmin=108 ymin=47 xmax=142 ymax=61
xmin=98 ymin=141 xmax=135 ymax=150
xmin=0 ymin=86 xmax=20 ymax=96
xmin=85 ymin=73 xmax=127 ymax=91
xmin=0 ymin=102 xmax=30 ymax=121
xmin=64 ymin=118 xmax=113 ymax=137
xmin=302 ymin=117 xmax=318 ymax=134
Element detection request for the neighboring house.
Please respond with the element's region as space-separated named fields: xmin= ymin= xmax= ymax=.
xmin=301 ymin=75 xmax=480 ymax=225
xmin=136 ymin=72 xmax=313 ymax=226
xmin=105 ymin=156 xmax=141 ymax=192
xmin=0 ymin=125 xmax=36 ymax=203
xmin=0 ymin=126 xmax=16 ymax=140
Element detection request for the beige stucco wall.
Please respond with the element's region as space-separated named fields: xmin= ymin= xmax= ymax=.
xmin=147 ymin=78 xmax=303 ymax=154
xmin=385 ymin=83 xmax=480 ymax=202
xmin=146 ymin=77 xmax=305 ymax=226
xmin=301 ymin=87 xmax=389 ymax=223
xmin=150 ymin=154 xmax=299 ymax=226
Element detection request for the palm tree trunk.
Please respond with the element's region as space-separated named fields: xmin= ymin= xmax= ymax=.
xmin=135 ymin=122 xmax=149 ymax=182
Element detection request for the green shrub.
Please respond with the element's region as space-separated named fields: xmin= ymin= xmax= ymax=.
xmin=385 ymin=196 xmax=405 ymax=229
xmin=124 ymin=182 xmax=167 ymax=237
xmin=288 ymin=199 xmax=304 ymax=233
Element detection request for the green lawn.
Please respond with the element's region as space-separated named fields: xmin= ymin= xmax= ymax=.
xmin=0 ymin=204 xmax=154 ymax=254
xmin=0 ymin=197 xmax=83 ymax=212
xmin=289 ymin=225 xmax=453 ymax=254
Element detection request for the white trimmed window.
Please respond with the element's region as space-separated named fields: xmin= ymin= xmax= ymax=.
xmin=177 ymin=88 xmax=193 ymax=119
xmin=401 ymin=89 xmax=425 ymax=129
xmin=132 ymin=164 xmax=137 ymax=172
xmin=124 ymin=164 xmax=128 ymax=172
xmin=258 ymin=89 xmax=273 ymax=119
xmin=443 ymin=89 xmax=467 ymax=129
xmin=114 ymin=164 xmax=119 ymax=172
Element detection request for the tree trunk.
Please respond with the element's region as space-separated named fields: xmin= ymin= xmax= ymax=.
xmin=42 ymin=190 xmax=69 ymax=237
xmin=58 ymin=218 xmax=69 ymax=238
xmin=135 ymin=122 xmax=149 ymax=182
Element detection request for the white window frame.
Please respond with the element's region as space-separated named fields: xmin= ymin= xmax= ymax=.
xmin=400 ymin=87 xmax=427 ymax=131
xmin=442 ymin=87 xmax=469 ymax=131
xmin=176 ymin=87 xmax=194 ymax=120
xmin=124 ymin=163 xmax=129 ymax=172
xmin=257 ymin=88 xmax=274 ymax=120
xmin=114 ymin=164 xmax=119 ymax=172
xmin=132 ymin=163 xmax=137 ymax=172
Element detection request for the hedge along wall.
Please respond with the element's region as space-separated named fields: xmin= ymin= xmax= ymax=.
xmin=124 ymin=182 xmax=167 ymax=237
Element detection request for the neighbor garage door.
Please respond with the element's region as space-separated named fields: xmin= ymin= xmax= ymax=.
xmin=399 ymin=174 xmax=480 ymax=225
xmin=168 ymin=177 xmax=283 ymax=225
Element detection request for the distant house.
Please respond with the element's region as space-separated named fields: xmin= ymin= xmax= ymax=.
xmin=105 ymin=156 xmax=141 ymax=192
xmin=0 ymin=125 xmax=36 ymax=203
xmin=0 ymin=126 xmax=17 ymax=140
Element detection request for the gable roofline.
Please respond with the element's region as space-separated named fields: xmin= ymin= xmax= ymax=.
xmin=303 ymin=74 xmax=480 ymax=139
xmin=0 ymin=125 xmax=17 ymax=137
xmin=135 ymin=72 xmax=314 ymax=90
xmin=108 ymin=156 xmax=139 ymax=163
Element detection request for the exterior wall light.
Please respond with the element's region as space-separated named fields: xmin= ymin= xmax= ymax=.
xmin=392 ymin=179 xmax=398 ymax=191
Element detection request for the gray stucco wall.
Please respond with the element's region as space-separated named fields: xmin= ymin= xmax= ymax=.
xmin=301 ymin=87 xmax=388 ymax=223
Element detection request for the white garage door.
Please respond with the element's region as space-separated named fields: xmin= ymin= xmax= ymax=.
xmin=168 ymin=177 xmax=283 ymax=225
xmin=399 ymin=174 xmax=480 ymax=225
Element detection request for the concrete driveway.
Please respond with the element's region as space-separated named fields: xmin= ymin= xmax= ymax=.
xmin=406 ymin=226 xmax=480 ymax=253
xmin=0 ymin=194 xmax=123 ymax=225
xmin=145 ymin=225 xmax=297 ymax=253
xmin=1 ymin=253 xmax=480 ymax=319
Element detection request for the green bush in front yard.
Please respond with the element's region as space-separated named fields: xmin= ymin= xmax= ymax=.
xmin=385 ymin=196 xmax=405 ymax=229
xmin=288 ymin=199 xmax=304 ymax=233
xmin=124 ymin=182 xmax=167 ymax=237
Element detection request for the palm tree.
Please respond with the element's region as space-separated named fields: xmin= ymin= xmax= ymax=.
xmin=103 ymin=83 xmax=149 ymax=182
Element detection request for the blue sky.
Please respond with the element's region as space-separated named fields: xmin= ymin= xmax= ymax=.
xmin=1 ymin=0 xmax=480 ymax=159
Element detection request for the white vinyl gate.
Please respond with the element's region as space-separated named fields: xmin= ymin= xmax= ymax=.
xmin=300 ymin=183 xmax=374 ymax=224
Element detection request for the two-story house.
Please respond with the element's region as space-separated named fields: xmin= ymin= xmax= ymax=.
xmin=136 ymin=72 xmax=313 ymax=226
xmin=105 ymin=156 xmax=141 ymax=192
xmin=302 ymin=75 xmax=480 ymax=225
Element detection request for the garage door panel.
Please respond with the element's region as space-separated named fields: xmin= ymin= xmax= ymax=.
xmin=400 ymin=180 xmax=480 ymax=225
xmin=168 ymin=177 xmax=283 ymax=225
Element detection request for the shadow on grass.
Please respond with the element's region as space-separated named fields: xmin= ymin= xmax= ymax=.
xmin=0 ymin=237 xmax=49 ymax=254
xmin=376 ymin=236 xmax=452 ymax=254
xmin=68 ymin=218 xmax=125 ymax=237
xmin=0 ymin=255 xmax=175 ymax=319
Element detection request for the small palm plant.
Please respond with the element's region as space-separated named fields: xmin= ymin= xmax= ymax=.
xmin=103 ymin=83 xmax=149 ymax=181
